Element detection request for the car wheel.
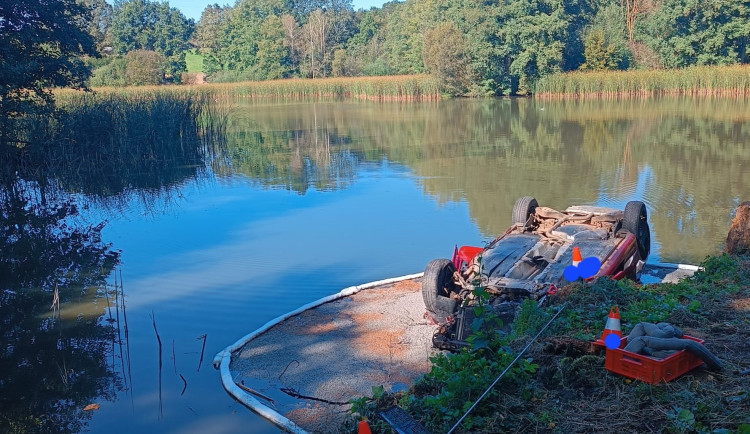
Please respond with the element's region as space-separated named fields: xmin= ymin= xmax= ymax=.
xmin=623 ymin=201 xmax=651 ymax=261
xmin=512 ymin=196 xmax=538 ymax=226
xmin=422 ymin=259 xmax=459 ymax=320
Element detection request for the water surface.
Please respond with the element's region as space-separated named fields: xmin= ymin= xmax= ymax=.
xmin=2 ymin=96 xmax=747 ymax=433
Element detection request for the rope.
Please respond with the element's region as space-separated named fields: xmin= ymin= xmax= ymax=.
xmin=446 ymin=302 xmax=567 ymax=434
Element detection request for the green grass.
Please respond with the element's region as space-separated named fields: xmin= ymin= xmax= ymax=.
xmin=185 ymin=49 xmax=204 ymax=74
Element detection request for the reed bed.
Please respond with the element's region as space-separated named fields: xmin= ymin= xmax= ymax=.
xmin=11 ymin=87 xmax=228 ymax=200
xmin=204 ymin=75 xmax=441 ymax=101
xmin=535 ymin=64 xmax=750 ymax=98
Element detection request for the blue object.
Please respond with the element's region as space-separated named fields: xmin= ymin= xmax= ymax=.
xmin=563 ymin=265 xmax=580 ymax=281
xmin=578 ymin=256 xmax=602 ymax=279
xmin=605 ymin=333 xmax=621 ymax=350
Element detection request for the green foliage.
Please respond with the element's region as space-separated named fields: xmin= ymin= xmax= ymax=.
xmin=388 ymin=341 xmax=538 ymax=432
xmin=109 ymin=0 xmax=194 ymax=78
xmin=493 ymin=0 xmax=573 ymax=94
xmin=512 ymin=299 xmax=549 ymax=337
xmin=581 ymin=28 xmax=620 ymax=71
xmin=195 ymin=4 xmax=229 ymax=52
xmin=125 ymin=50 xmax=166 ymax=85
xmin=639 ymin=0 xmax=750 ymax=68
xmin=90 ymin=57 xmax=128 ymax=87
xmin=89 ymin=0 xmax=750 ymax=94
xmin=213 ymin=0 xmax=288 ymax=78
xmin=89 ymin=51 xmax=169 ymax=86
xmin=422 ymin=22 xmax=472 ymax=95
xmin=0 ymin=0 xmax=96 ymax=143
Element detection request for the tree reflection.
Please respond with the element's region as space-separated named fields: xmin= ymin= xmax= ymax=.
xmin=221 ymin=103 xmax=359 ymax=194
xmin=0 ymin=188 xmax=121 ymax=433
xmin=0 ymin=90 xmax=225 ymax=433
xmin=226 ymin=97 xmax=750 ymax=262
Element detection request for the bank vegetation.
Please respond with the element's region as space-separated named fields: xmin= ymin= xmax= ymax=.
xmin=343 ymin=254 xmax=750 ymax=433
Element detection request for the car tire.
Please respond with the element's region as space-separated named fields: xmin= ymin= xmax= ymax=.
xmin=422 ymin=259 xmax=459 ymax=320
xmin=512 ymin=196 xmax=538 ymax=226
xmin=623 ymin=201 xmax=651 ymax=261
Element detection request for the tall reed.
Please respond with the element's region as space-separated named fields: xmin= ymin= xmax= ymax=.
xmin=535 ymin=65 xmax=750 ymax=98
xmin=9 ymin=88 xmax=227 ymax=202
xmin=104 ymin=75 xmax=443 ymax=102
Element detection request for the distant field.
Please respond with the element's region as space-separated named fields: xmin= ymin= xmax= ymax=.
xmin=185 ymin=50 xmax=204 ymax=73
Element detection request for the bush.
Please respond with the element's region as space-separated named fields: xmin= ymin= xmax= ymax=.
xmin=180 ymin=72 xmax=204 ymax=85
xmin=90 ymin=57 xmax=128 ymax=87
xmin=125 ymin=50 xmax=165 ymax=86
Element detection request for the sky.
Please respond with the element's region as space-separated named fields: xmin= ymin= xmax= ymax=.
xmin=159 ymin=0 xmax=388 ymax=21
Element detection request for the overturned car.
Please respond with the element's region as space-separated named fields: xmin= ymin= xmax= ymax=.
xmin=423 ymin=196 xmax=651 ymax=350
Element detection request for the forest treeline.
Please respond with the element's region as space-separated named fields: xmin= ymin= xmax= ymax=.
xmin=82 ymin=0 xmax=750 ymax=95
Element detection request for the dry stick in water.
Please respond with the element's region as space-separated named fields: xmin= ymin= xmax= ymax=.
xmin=114 ymin=275 xmax=127 ymax=390
xmin=103 ymin=282 xmax=116 ymax=393
xmin=151 ymin=311 xmax=163 ymax=420
xmin=172 ymin=340 xmax=177 ymax=375
xmin=196 ymin=334 xmax=207 ymax=372
xmin=50 ymin=283 xmax=60 ymax=314
xmin=280 ymin=388 xmax=348 ymax=405
xmin=179 ymin=374 xmax=188 ymax=396
xmin=237 ymin=381 xmax=275 ymax=404
xmin=278 ymin=360 xmax=299 ymax=381
xmin=120 ymin=270 xmax=135 ymax=411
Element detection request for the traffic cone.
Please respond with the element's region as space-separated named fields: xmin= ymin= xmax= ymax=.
xmin=358 ymin=420 xmax=372 ymax=434
xmin=597 ymin=306 xmax=622 ymax=345
xmin=572 ymin=246 xmax=583 ymax=266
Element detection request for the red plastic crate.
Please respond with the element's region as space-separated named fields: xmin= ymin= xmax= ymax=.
xmin=605 ymin=335 xmax=705 ymax=384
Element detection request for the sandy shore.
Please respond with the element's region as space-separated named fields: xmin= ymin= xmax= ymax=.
xmin=229 ymin=278 xmax=436 ymax=432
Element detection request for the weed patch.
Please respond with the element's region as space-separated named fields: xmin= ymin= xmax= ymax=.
xmin=341 ymin=254 xmax=750 ymax=433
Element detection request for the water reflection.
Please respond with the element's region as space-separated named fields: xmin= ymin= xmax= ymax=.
xmin=220 ymin=103 xmax=359 ymax=194
xmin=225 ymin=97 xmax=747 ymax=262
xmin=0 ymin=192 xmax=123 ymax=433
xmin=0 ymin=91 xmax=224 ymax=432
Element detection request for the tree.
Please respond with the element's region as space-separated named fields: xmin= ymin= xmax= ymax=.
xmin=640 ymin=0 xmax=750 ymax=68
xmin=109 ymin=0 xmax=194 ymax=78
xmin=0 ymin=0 xmax=96 ymax=142
xmin=125 ymin=50 xmax=166 ymax=85
xmin=579 ymin=3 xmax=630 ymax=71
xmin=303 ymin=9 xmax=330 ymax=77
xmin=195 ymin=4 xmax=228 ymax=53
xmin=255 ymin=15 xmax=290 ymax=79
xmin=623 ymin=0 xmax=654 ymax=42
xmin=581 ymin=24 xmax=631 ymax=71
xmin=215 ymin=0 xmax=288 ymax=77
xmin=80 ymin=0 xmax=114 ymax=53
xmin=494 ymin=0 xmax=569 ymax=94
xmin=423 ymin=22 xmax=472 ymax=95
xmin=281 ymin=14 xmax=302 ymax=72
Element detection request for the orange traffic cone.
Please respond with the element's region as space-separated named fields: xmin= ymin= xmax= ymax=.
xmin=572 ymin=246 xmax=583 ymax=266
xmin=358 ymin=420 xmax=372 ymax=434
xmin=596 ymin=306 xmax=622 ymax=346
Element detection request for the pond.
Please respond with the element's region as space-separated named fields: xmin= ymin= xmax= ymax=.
xmin=1 ymin=96 xmax=747 ymax=433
